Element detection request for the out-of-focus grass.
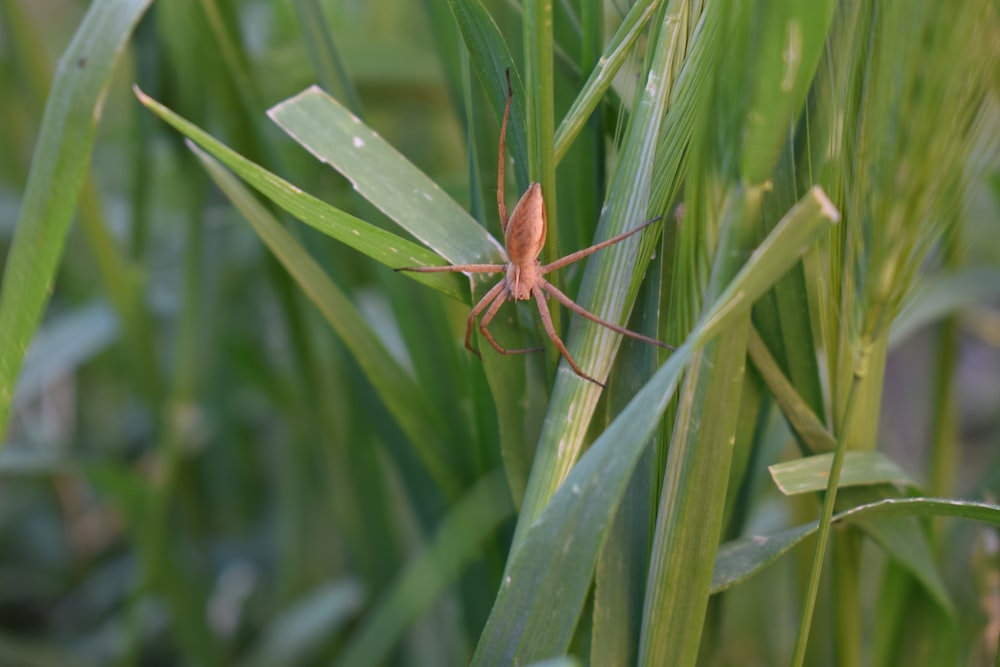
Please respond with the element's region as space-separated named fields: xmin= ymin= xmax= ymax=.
xmin=1 ymin=1 xmax=999 ymax=666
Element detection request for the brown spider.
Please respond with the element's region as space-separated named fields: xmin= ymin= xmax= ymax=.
xmin=397 ymin=70 xmax=667 ymax=387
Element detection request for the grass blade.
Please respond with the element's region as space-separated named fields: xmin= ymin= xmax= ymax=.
xmin=132 ymin=87 xmax=466 ymax=302
xmin=712 ymin=497 xmax=1000 ymax=592
xmin=445 ymin=0 xmax=530 ymax=189
xmin=553 ymin=0 xmax=662 ymax=163
xmin=0 ymin=0 xmax=154 ymax=438
xmin=267 ymin=87 xmax=503 ymax=265
xmin=769 ymin=451 xmax=917 ymax=494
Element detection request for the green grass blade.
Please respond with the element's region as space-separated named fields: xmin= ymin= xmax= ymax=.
xmin=335 ymin=471 xmax=513 ymax=667
xmin=639 ymin=319 xmax=749 ymax=667
xmin=712 ymin=497 xmax=1000 ymax=593
xmin=0 ymin=0 xmax=154 ymax=438
xmin=267 ymin=87 xmax=503 ymax=265
xmin=522 ymin=0 xmax=558 ymax=266
xmin=738 ymin=0 xmax=835 ymax=184
xmin=191 ymin=142 xmax=463 ymax=498
xmin=747 ymin=325 xmax=835 ymax=453
xmin=751 ymin=143 xmax=827 ymax=434
xmin=471 ymin=341 xmax=694 ymax=665
xmin=445 ymin=0 xmax=530 ymax=189
xmin=554 ymin=0 xmax=661 ymax=163
xmin=769 ymin=451 xmax=917 ymax=494
xmin=132 ymin=87 xmax=466 ymax=302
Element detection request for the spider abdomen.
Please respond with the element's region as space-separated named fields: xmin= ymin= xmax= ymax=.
xmin=504 ymin=182 xmax=547 ymax=263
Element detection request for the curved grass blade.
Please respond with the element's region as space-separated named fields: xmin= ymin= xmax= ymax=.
xmin=132 ymin=87 xmax=466 ymax=303
xmin=190 ymin=142 xmax=462 ymax=497
xmin=711 ymin=497 xmax=1000 ymax=593
xmin=0 ymin=0 xmax=154 ymax=438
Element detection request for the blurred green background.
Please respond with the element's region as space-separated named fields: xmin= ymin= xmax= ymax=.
xmin=1 ymin=0 xmax=1000 ymax=665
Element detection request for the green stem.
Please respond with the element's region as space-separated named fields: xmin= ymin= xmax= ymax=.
xmin=523 ymin=0 xmax=560 ymax=270
xmin=790 ymin=339 xmax=871 ymax=666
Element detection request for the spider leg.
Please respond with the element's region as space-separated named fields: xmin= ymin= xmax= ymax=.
xmin=477 ymin=286 xmax=545 ymax=356
xmin=541 ymin=216 xmax=662 ymax=273
xmin=396 ymin=263 xmax=507 ymax=274
xmin=465 ymin=280 xmax=508 ymax=356
xmin=539 ymin=278 xmax=672 ymax=349
xmin=532 ymin=285 xmax=604 ymax=387
xmin=498 ymin=69 xmax=513 ymax=233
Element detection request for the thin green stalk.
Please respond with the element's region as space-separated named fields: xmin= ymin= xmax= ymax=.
xmin=197 ymin=0 xmax=260 ymax=119
xmin=928 ymin=319 xmax=958 ymax=500
xmin=142 ymin=173 xmax=222 ymax=667
xmin=791 ymin=339 xmax=871 ymax=666
xmin=291 ymin=0 xmax=363 ymax=113
xmin=929 ymin=224 xmax=961 ymax=541
xmin=553 ymin=0 xmax=661 ymax=163
xmin=832 ymin=531 xmax=862 ymax=666
xmin=521 ymin=0 xmax=562 ymax=358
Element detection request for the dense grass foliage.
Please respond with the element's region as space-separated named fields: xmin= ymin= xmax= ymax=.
xmin=1 ymin=1 xmax=999 ymax=665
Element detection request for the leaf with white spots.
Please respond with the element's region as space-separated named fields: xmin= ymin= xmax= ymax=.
xmin=269 ymin=86 xmax=504 ymax=265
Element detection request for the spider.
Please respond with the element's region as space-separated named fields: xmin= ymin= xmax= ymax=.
xmin=397 ymin=70 xmax=668 ymax=387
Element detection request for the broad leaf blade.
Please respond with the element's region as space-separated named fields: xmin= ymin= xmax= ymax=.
xmin=769 ymin=451 xmax=917 ymax=495
xmin=268 ymin=86 xmax=504 ymax=266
